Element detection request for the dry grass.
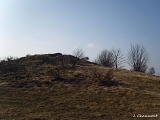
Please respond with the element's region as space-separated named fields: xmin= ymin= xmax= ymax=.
xmin=0 ymin=54 xmax=160 ymax=119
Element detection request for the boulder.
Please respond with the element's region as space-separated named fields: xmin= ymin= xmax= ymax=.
xmin=49 ymin=53 xmax=62 ymax=57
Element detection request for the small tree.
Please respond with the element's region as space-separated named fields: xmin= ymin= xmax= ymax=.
xmin=95 ymin=49 xmax=114 ymax=67
xmin=128 ymin=44 xmax=149 ymax=73
xmin=72 ymin=48 xmax=85 ymax=59
xmin=148 ymin=67 xmax=155 ymax=75
xmin=111 ymin=48 xmax=125 ymax=68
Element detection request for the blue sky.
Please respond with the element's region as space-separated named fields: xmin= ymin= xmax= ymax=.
xmin=0 ymin=0 xmax=160 ymax=75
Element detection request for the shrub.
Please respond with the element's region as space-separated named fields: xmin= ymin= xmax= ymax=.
xmin=128 ymin=44 xmax=149 ymax=73
xmin=95 ymin=49 xmax=114 ymax=67
xmin=47 ymin=68 xmax=62 ymax=80
xmin=5 ymin=56 xmax=17 ymax=61
xmin=26 ymin=54 xmax=31 ymax=57
xmin=84 ymin=57 xmax=89 ymax=61
xmin=60 ymin=57 xmax=69 ymax=71
xmin=105 ymin=69 xmax=114 ymax=80
xmin=90 ymin=67 xmax=114 ymax=85
xmin=148 ymin=67 xmax=155 ymax=75
xmin=47 ymin=60 xmax=68 ymax=80
xmin=69 ymin=57 xmax=79 ymax=69
xmin=72 ymin=48 xmax=85 ymax=59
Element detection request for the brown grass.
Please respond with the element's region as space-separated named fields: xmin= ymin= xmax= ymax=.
xmin=0 ymin=54 xmax=160 ymax=120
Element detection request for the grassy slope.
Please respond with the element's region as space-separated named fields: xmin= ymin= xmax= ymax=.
xmin=0 ymin=54 xmax=160 ymax=120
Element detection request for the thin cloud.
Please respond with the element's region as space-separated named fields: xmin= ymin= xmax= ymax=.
xmin=87 ymin=43 xmax=96 ymax=48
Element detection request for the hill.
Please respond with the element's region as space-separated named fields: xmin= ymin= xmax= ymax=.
xmin=0 ymin=53 xmax=160 ymax=120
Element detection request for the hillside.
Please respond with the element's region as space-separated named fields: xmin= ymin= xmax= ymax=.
xmin=0 ymin=53 xmax=160 ymax=120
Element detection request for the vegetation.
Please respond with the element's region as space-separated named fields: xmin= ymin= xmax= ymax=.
xmin=72 ymin=48 xmax=85 ymax=59
xmin=95 ymin=48 xmax=125 ymax=69
xmin=47 ymin=59 xmax=69 ymax=80
xmin=0 ymin=48 xmax=159 ymax=119
xmin=89 ymin=67 xmax=114 ymax=85
xmin=95 ymin=49 xmax=114 ymax=67
xmin=111 ymin=48 xmax=125 ymax=68
xmin=128 ymin=44 xmax=149 ymax=73
xmin=148 ymin=67 xmax=155 ymax=75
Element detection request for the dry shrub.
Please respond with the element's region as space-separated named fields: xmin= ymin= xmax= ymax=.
xmin=90 ymin=67 xmax=114 ymax=85
xmin=46 ymin=60 xmax=69 ymax=80
xmin=105 ymin=69 xmax=114 ymax=80
xmin=47 ymin=68 xmax=62 ymax=80
xmin=69 ymin=57 xmax=79 ymax=69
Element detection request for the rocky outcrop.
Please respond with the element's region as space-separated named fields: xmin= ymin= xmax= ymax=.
xmin=49 ymin=53 xmax=62 ymax=57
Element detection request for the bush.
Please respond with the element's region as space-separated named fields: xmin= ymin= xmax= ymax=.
xmin=5 ymin=56 xmax=17 ymax=61
xmin=128 ymin=44 xmax=149 ymax=73
xmin=47 ymin=68 xmax=62 ymax=80
xmin=26 ymin=54 xmax=31 ymax=57
xmin=72 ymin=48 xmax=85 ymax=59
xmin=105 ymin=69 xmax=114 ymax=80
xmin=84 ymin=57 xmax=89 ymax=61
xmin=90 ymin=67 xmax=114 ymax=85
xmin=69 ymin=57 xmax=79 ymax=69
xmin=47 ymin=60 xmax=69 ymax=80
xmin=148 ymin=67 xmax=155 ymax=75
xmin=95 ymin=49 xmax=114 ymax=67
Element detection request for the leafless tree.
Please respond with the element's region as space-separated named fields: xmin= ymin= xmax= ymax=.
xmin=95 ymin=49 xmax=114 ymax=67
xmin=148 ymin=67 xmax=155 ymax=75
xmin=128 ymin=44 xmax=149 ymax=73
xmin=111 ymin=48 xmax=125 ymax=68
xmin=72 ymin=48 xmax=85 ymax=59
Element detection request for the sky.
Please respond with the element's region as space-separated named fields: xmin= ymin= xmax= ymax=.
xmin=0 ymin=0 xmax=160 ymax=75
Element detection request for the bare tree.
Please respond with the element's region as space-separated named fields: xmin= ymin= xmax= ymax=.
xmin=95 ymin=49 xmax=114 ymax=67
xmin=128 ymin=44 xmax=149 ymax=73
xmin=148 ymin=67 xmax=155 ymax=75
xmin=72 ymin=48 xmax=85 ymax=59
xmin=111 ymin=48 xmax=125 ymax=68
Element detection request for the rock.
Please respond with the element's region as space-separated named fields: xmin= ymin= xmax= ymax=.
xmin=49 ymin=53 xmax=62 ymax=57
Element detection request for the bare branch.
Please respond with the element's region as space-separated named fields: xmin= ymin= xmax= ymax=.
xmin=111 ymin=48 xmax=125 ymax=68
xmin=72 ymin=48 xmax=85 ymax=59
xmin=128 ymin=44 xmax=149 ymax=73
xmin=95 ymin=49 xmax=114 ymax=67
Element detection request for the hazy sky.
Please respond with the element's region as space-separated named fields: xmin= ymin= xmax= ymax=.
xmin=0 ymin=0 xmax=160 ymax=75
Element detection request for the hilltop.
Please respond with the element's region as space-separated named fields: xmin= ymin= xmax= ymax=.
xmin=0 ymin=53 xmax=160 ymax=120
